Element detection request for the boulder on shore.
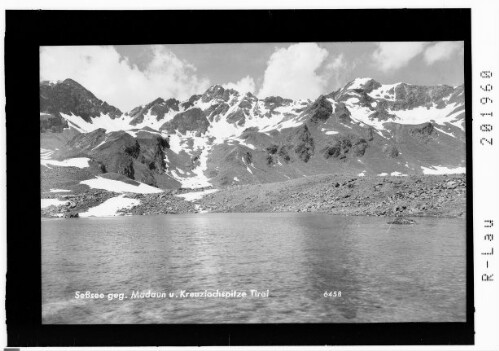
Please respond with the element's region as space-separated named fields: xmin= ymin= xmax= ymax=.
xmin=64 ymin=212 xmax=79 ymax=219
xmin=387 ymin=217 xmax=416 ymax=225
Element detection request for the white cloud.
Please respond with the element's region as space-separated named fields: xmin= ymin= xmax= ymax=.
xmin=326 ymin=53 xmax=347 ymax=72
xmin=371 ymin=42 xmax=427 ymax=72
xmin=258 ymin=43 xmax=329 ymax=100
xmin=40 ymin=45 xmax=210 ymax=111
xmin=423 ymin=42 xmax=463 ymax=65
xmin=223 ymin=75 xmax=256 ymax=94
xmin=323 ymin=53 xmax=359 ymax=90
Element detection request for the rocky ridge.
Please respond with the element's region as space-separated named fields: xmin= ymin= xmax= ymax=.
xmin=40 ymin=77 xmax=467 ymax=218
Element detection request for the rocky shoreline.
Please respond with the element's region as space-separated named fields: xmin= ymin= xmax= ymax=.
xmin=41 ymin=174 xmax=466 ymax=219
xmin=199 ymin=174 xmax=466 ymax=218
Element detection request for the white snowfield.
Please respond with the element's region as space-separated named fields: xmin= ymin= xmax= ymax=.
xmin=40 ymin=148 xmax=54 ymax=159
xmin=80 ymin=176 xmax=163 ymax=194
xmin=40 ymin=148 xmax=91 ymax=169
xmin=377 ymin=172 xmax=408 ymax=177
xmin=41 ymin=157 xmax=91 ymax=169
xmin=421 ymin=166 xmax=466 ymax=175
xmin=321 ymin=128 xmax=339 ymax=135
xmin=41 ymin=198 xmax=67 ymax=209
xmin=176 ymin=189 xmax=219 ymax=202
xmin=386 ymin=103 xmax=464 ymax=130
xmin=50 ymin=189 xmax=71 ymax=193
xmin=79 ymin=195 xmax=140 ymax=217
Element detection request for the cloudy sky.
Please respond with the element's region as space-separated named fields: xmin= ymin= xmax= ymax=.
xmin=40 ymin=42 xmax=464 ymax=111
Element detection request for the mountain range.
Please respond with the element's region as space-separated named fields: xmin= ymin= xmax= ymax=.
xmin=40 ymin=77 xmax=466 ymax=194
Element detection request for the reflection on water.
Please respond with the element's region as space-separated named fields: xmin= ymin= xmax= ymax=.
xmin=42 ymin=213 xmax=466 ymax=324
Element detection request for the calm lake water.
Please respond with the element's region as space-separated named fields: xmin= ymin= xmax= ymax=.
xmin=42 ymin=213 xmax=466 ymax=324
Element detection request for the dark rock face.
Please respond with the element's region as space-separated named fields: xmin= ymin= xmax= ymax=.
xmin=116 ymin=156 xmax=135 ymax=179
xmin=238 ymin=93 xmax=258 ymax=109
xmin=447 ymin=85 xmax=464 ymax=105
xmin=262 ymin=96 xmax=293 ymax=117
xmin=68 ymin=128 xmax=107 ymax=151
xmin=67 ymin=131 xmax=139 ymax=179
xmin=201 ymin=85 xmax=238 ymax=103
xmin=124 ymin=140 xmax=141 ymax=158
xmin=293 ymin=125 xmax=314 ymax=162
xmin=40 ymin=112 xmax=68 ymax=133
xmin=63 ymin=211 xmax=79 ymax=218
xmin=332 ymin=102 xmax=352 ymax=123
xmin=365 ymin=127 xmax=375 ymax=141
xmin=226 ymin=109 xmax=246 ymax=126
xmin=355 ymin=91 xmax=376 ymax=109
xmin=136 ymin=135 xmax=169 ymax=184
xmin=242 ymin=151 xmax=253 ymax=164
xmin=345 ymin=78 xmax=381 ymax=92
xmin=384 ymin=145 xmax=400 ymax=158
xmin=322 ymin=138 xmax=351 ymax=159
xmin=392 ymin=84 xmax=455 ymax=110
xmin=264 ymin=96 xmax=292 ymax=110
xmin=352 ymin=138 xmax=369 ymax=156
xmin=160 ymin=108 xmax=210 ymax=135
xmin=180 ymin=94 xmax=202 ymax=110
xmin=305 ymin=95 xmax=333 ymax=123
xmin=278 ymin=146 xmax=291 ymax=163
xmin=205 ymin=102 xmax=230 ymax=122
xmin=362 ymin=79 xmax=382 ymax=93
xmin=62 ymin=128 xmax=171 ymax=186
xmin=322 ymin=135 xmax=369 ymax=159
xmin=410 ymin=122 xmax=436 ymax=142
xmin=40 ymin=79 xmax=122 ymax=131
xmin=128 ymin=97 xmax=180 ymax=125
xmin=266 ymin=144 xmax=278 ymax=155
xmin=202 ymin=85 xmax=225 ymax=102
xmin=266 ymin=144 xmax=292 ymax=165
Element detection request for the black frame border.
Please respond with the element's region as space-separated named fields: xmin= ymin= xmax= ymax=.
xmin=5 ymin=9 xmax=474 ymax=346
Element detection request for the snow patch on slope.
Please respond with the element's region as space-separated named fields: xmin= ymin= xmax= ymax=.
xmin=41 ymin=198 xmax=67 ymax=208
xmin=421 ymin=166 xmax=466 ymax=175
xmin=41 ymin=157 xmax=90 ymax=169
xmin=50 ymin=189 xmax=71 ymax=193
xmin=168 ymin=143 xmax=212 ymax=189
xmin=81 ymin=177 xmax=163 ymax=194
xmin=176 ymin=189 xmax=218 ymax=201
xmin=79 ymin=195 xmax=140 ymax=217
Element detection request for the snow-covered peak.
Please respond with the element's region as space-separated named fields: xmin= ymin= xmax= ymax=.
xmin=43 ymin=77 xmax=465 ymax=143
xmin=201 ymin=84 xmax=239 ymax=104
xmin=346 ymin=77 xmax=377 ymax=90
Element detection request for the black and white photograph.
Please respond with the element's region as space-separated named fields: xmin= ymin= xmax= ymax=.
xmin=39 ymin=40 xmax=468 ymax=324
